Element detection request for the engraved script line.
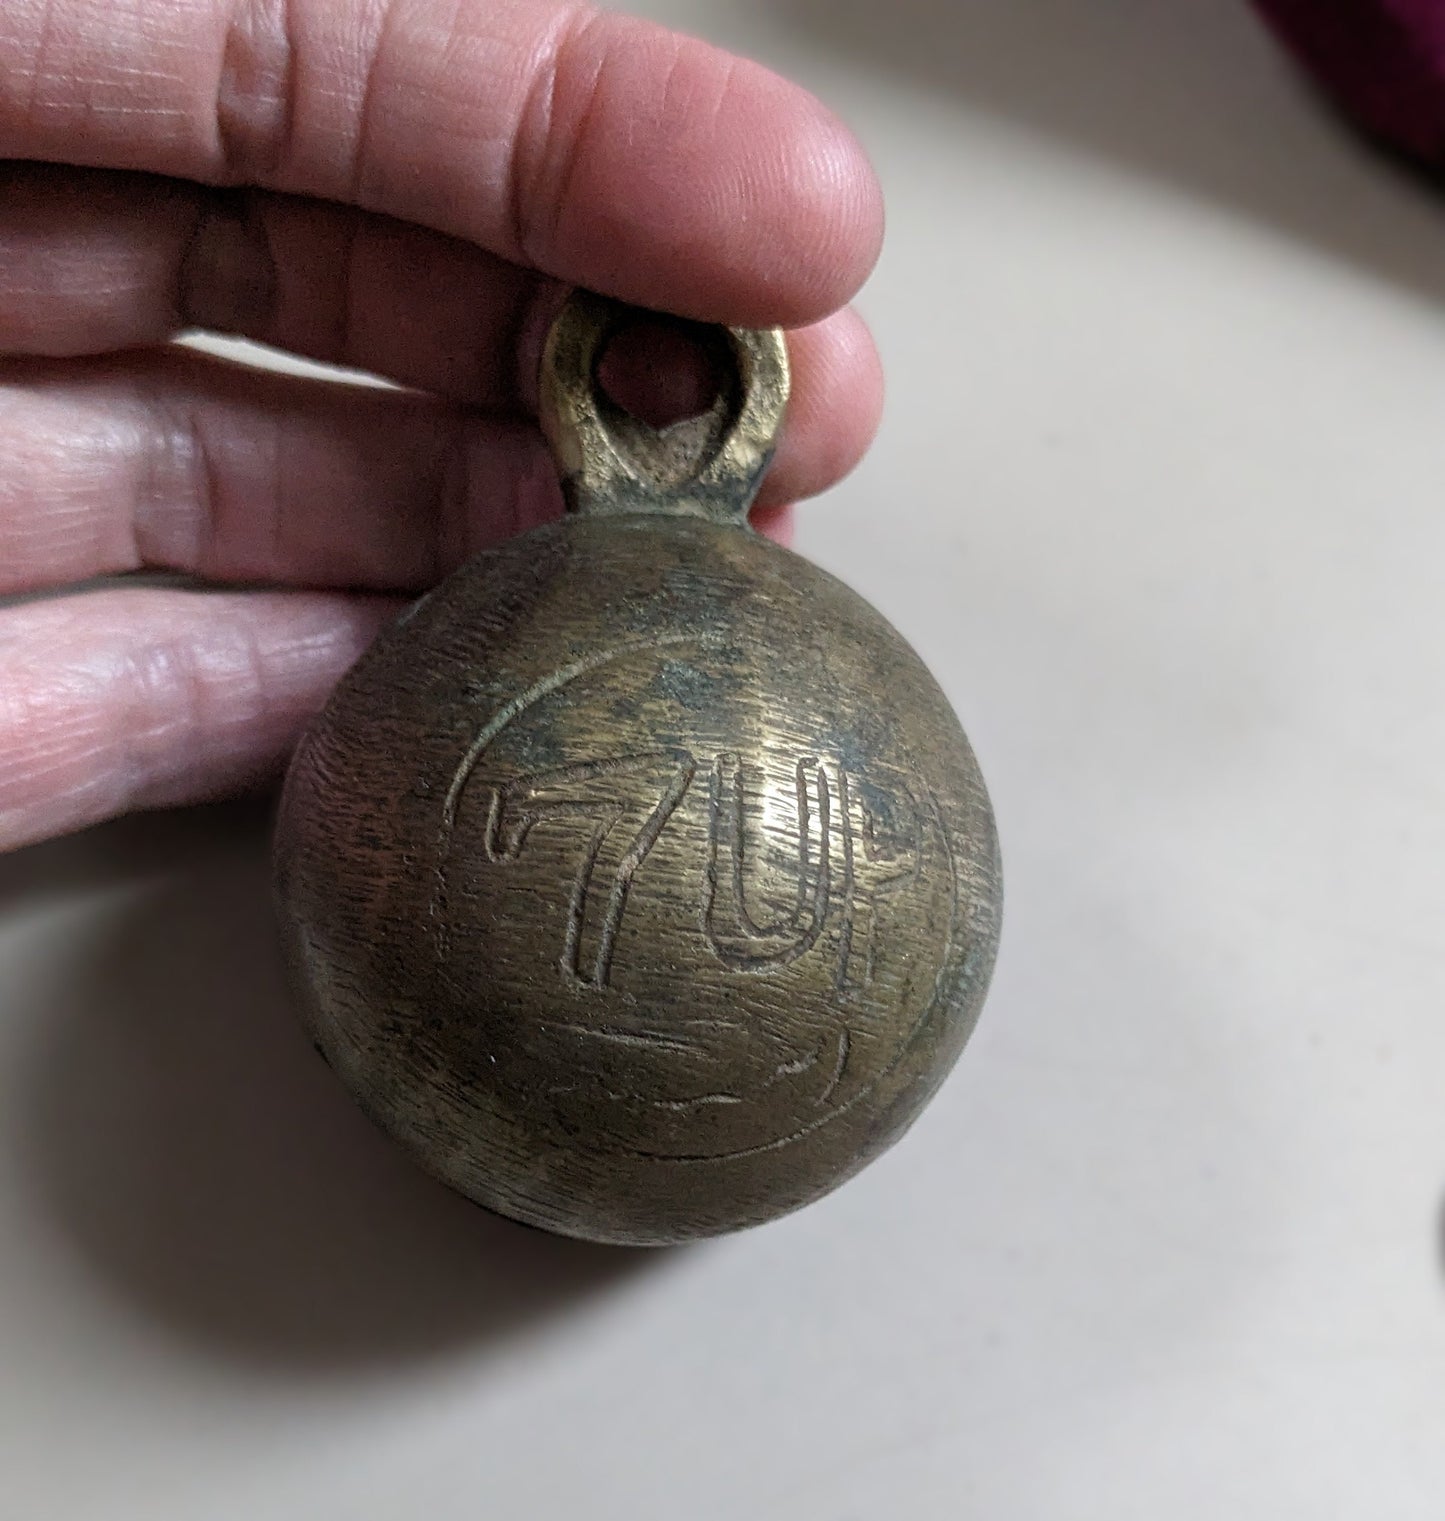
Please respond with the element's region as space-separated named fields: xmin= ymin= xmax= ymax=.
xmin=440 ymin=634 xmax=707 ymax=836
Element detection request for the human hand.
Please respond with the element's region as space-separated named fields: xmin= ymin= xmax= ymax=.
xmin=0 ymin=0 xmax=884 ymax=853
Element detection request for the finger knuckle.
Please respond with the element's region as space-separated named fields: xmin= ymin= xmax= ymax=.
xmin=508 ymin=4 xmax=606 ymax=268
xmin=215 ymin=0 xmax=299 ymax=182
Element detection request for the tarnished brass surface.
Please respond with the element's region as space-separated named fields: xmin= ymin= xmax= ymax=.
xmin=273 ymin=292 xmax=1002 ymax=1246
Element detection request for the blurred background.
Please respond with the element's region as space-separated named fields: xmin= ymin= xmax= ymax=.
xmin=3 ymin=1 xmax=1445 ymax=1516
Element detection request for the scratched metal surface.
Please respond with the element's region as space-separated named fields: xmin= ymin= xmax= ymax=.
xmin=275 ymin=509 xmax=999 ymax=1242
xmin=5 ymin=1 xmax=1445 ymax=1517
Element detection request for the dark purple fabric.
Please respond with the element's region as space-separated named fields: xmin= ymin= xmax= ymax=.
xmin=1252 ymin=0 xmax=1445 ymax=165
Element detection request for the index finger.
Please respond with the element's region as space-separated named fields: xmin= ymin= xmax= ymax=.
xmin=0 ymin=0 xmax=883 ymax=327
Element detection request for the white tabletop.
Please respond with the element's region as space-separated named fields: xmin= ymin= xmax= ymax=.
xmin=4 ymin=2 xmax=1445 ymax=1516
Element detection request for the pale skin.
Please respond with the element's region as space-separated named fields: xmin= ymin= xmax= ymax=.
xmin=0 ymin=0 xmax=886 ymax=855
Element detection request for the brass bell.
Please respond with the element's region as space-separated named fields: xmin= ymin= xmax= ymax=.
xmin=273 ymin=291 xmax=1002 ymax=1246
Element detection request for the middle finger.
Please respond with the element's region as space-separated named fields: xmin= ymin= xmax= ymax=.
xmin=0 ymin=165 xmax=883 ymax=461
xmin=0 ymin=340 xmax=860 ymax=596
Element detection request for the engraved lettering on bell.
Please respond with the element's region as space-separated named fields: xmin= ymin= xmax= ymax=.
xmin=703 ymin=753 xmax=833 ymax=973
xmin=465 ymin=740 xmax=924 ymax=992
xmin=273 ymin=290 xmax=1002 ymax=1245
xmin=429 ymin=631 xmax=961 ymax=1165
xmin=479 ymin=749 xmax=698 ymax=988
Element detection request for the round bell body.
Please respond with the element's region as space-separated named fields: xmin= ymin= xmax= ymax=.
xmin=273 ymin=296 xmax=1002 ymax=1245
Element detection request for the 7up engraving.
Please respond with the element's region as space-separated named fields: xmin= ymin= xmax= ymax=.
xmin=477 ymin=750 xmax=924 ymax=990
